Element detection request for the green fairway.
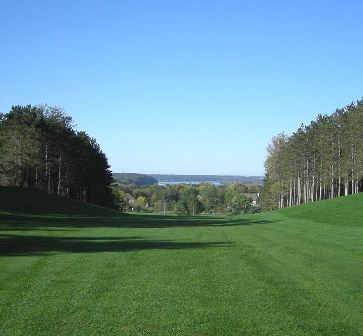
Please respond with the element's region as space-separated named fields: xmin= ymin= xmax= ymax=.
xmin=0 ymin=191 xmax=362 ymax=335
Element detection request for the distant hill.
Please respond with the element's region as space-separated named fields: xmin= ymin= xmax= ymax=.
xmin=150 ymin=174 xmax=264 ymax=185
xmin=113 ymin=173 xmax=157 ymax=186
xmin=0 ymin=187 xmax=117 ymax=216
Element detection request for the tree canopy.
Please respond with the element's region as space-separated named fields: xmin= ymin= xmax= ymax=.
xmin=0 ymin=105 xmax=115 ymax=208
xmin=113 ymin=182 xmax=261 ymax=215
xmin=263 ymin=99 xmax=363 ymax=209
xmin=113 ymin=173 xmax=157 ymax=186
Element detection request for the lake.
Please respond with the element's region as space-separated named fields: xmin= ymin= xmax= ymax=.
xmin=158 ymin=180 xmax=222 ymax=186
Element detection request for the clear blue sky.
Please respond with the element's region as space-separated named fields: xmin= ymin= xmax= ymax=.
xmin=1 ymin=0 xmax=363 ymax=175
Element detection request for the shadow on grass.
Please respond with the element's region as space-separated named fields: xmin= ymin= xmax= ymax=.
xmin=0 ymin=213 xmax=273 ymax=231
xmin=0 ymin=234 xmax=232 ymax=256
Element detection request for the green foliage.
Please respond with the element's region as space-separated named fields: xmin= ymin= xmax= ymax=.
xmin=113 ymin=173 xmax=157 ymax=186
xmin=134 ymin=195 xmax=147 ymax=212
xmin=114 ymin=190 xmax=128 ymax=212
xmin=224 ymin=185 xmax=251 ymax=215
xmin=264 ymin=99 xmax=363 ymax=209
xmin=112 ymin=183 xmax=261 ymax=215
xmin=173 ymin=200 xmax=188 ymax=215
xmin=198 ymin=184 xmax=224 ymax=213
xmin=0 ymin=105 xmax=115 ymax=208
xmin=178 ymin=186 xmax=202 ymax=215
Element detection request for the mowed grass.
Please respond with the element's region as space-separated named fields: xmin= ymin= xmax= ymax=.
xmin=0 ymin=188 xmax=362 ymax=335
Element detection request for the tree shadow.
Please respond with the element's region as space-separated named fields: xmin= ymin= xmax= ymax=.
xmin=0 ymin=234 xmax=232 ymax=257
xmin=0 ymin=213 xmax=273 ymax=231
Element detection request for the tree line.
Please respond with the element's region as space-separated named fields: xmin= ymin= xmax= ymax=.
xmin=263 ymin=99 xmax=363 ymax=209
xmin=113 ymin=183 xmax=262 ymax=215
xmin=113 ymin=173 xmax=157 ymax=186
xmin=0 ymin=105 xmax=115 ymax=207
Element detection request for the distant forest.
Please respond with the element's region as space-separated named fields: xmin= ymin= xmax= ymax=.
xmin=263 ymin=99 xmax=363 ymax=209
xmin=0 ymin=105 xmax=115 ymax=207
xmin=113 ymin=173 xmax=157 ymax=186
xmin=113 ymin=183 xmax=262 ymax=215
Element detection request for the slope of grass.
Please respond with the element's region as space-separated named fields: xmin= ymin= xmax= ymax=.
xmin=280 ymin=192 xmax=363 ymax=227
xmin=0 ymin=187 xmax=117 ymax=216
xmin=0 ymin=190 xmax=362 ymax=336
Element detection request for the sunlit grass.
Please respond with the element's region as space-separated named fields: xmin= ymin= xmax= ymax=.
xmin=0 ymin=189 xmax=362 ymax=335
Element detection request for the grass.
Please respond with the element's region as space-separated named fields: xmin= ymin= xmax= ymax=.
xmin=0 ymin=188 xmax=362 ymax=335
xmin=0 ymin=187 xmax=117 ymax=216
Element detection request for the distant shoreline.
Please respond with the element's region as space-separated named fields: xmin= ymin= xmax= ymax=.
xmin=149 ymin=174 xmax=263 ymax=185
xmin=113 ymin=173 xmax=264 ymax=186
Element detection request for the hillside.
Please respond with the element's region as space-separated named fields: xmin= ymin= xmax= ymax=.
xmin=113 ymin=173 xmax=157 ymax=186
xmin=280 ymin=192 xmax=363 ymax=227
xmin=0 ymin=187 xmax=117 ymax=216
xmin=0 ymin=193 xmax=362 ymax=335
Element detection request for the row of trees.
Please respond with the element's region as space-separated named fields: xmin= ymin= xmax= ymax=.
xmin=0 ymin=105 xmax=115 ymax=207
xmin=263 ymin=99 xmax=363 ymax=209
xmin=114 ymin=183 xmax=261 ymax=215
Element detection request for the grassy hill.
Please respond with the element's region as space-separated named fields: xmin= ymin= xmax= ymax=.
xmin=0 ymin=189 xmax=362 ymax=336
xmin=0 ymin=187 xmax=117 ymax=216
xmin=280 ymin=192 xmax=363 ymax=227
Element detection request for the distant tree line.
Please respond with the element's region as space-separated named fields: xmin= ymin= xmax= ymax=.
xmin=113 ymin=173 xmax=157 ymax=186
xmin=263 ymin=99 xmax=363 ymax=209
xmin=113 ymin=183 xmax=262 ymax=215
xmin=0 ymin=105 xmax=115 ymax=207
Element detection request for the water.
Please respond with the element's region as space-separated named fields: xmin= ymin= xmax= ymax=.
xmin=158 ymin=180 xmax=222 ymax=186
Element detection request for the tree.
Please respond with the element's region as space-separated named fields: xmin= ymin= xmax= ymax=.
xmin=178 ymin=185 xmax=202 ymax=215
xmin=198 ymin=184 xmax=223 ymax=213
xmin=115 ymin=190 xmax=128 ymax=212
xmin=224 ymin=184 xmax=251 ymax=215
xmin=0 ymin=105 xmax=116 ymax=208
xmin=135 ymin=196 xmax=147 ymax=211
xmin=263 ymin=99 xmax=363 ymax=210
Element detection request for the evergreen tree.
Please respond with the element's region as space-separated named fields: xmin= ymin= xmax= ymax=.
xmin=263 ymin=99 xmax=363 ymax=209
xmin=0 ymin=105 xmax=116 ymax=208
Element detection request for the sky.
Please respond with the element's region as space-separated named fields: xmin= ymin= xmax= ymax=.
xmin=1 ymin=0 xmax=363 ymax=176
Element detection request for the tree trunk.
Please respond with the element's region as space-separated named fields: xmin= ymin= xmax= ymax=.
xmin=345 ymin=180 xmax=349 ymax=196
xmin=331 ymin=163 xmax=334 ymax=199
xmin=338 ymin=175 xmax=341 ymax=197
xmin=338 ymin=141 xmax=341 ymax=197
xmin=45 ymin=144 xmax=52 ymax=195
xmin=57 ymin=153 xmax=62 ymax=196
xmin=311 ymin=175 xmax=315 ymax=202
xmin=48 ymin=166 xmax=51 ymax=195
xmin=297 ymin=176 xmax=301 ymax=205
xmin=35 ymin=166 xmax=38 ymax=189
xmin=351 ymin=144 xmax=355 ymax=195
